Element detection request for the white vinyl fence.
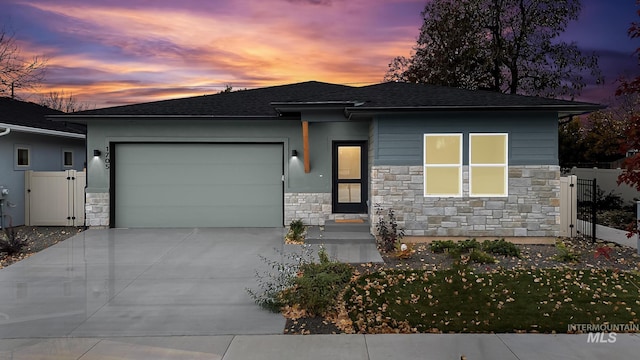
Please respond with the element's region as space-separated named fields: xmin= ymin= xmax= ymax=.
xmin=25 ymin=170 xmax=85 ymax=226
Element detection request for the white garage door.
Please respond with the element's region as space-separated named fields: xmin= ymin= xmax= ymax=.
xmin=114 ymin=143 xmax=283 ymax=227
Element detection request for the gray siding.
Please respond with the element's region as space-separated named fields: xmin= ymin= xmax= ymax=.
xmin=86 ymin=117 xmax=369 ymax=194
xmin=373 ymin=111 xmax=558 ymax=166
xmin=0 ymin=131 xmax=85 ymax=227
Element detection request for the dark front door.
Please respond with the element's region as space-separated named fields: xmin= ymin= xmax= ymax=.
xmin=332 ymin=141 xmax=367 ymax=213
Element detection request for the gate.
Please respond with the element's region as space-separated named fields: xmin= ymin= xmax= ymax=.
xmin=24 ymin=170 xmax=85 ymax=226
xmin=576 ymin=178 xmax=597 ymax=242
xmin=560 ymin=176 xmax=577 ymax=237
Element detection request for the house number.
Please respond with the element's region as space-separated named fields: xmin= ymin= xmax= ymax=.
xmin=105 ymin=146 xmax=110 ymax=169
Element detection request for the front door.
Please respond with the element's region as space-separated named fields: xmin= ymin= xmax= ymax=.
xmin=332 ymin=142 xmax=367 ymax=213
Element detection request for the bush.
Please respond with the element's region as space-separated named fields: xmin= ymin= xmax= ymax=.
xmin=429 ymin=239 xmax=480 ymax=255
xmin=553 ymin=240 xmax=581 ymax=263
xmin=247 ymin=244 xmax=315 ymax=312
xmin=0 ymin=227 xmax=27 ymax=256
xmin=281 ymin=248 xmax=353 ymax=316
xmin=482 ymin=239 xmax=521 ymax=258
xmin=457 ymin=239 xmax=481 ymax=252
xmin=375 ymin=205 xmax=405 ymax=253
xmin=286 ymin=219 xmax=306 ymax=243
xmin=431 ymin=238 xmax=520 ymax=264
xmin=429 ymin=240 xmax=457 ymax=253
xmin=469 ymin=249 xmax=496 ymax=264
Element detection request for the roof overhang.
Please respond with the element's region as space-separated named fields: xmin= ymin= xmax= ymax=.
xmin=271 ymin=101 xmax=362 ymax=113
xmin=0 ymin=122 xmax=85 ymax=139
xmin=344 ymin=104 xmax=605 ymax=120
xmin=48 ymin=114 xmax=290 ymax=124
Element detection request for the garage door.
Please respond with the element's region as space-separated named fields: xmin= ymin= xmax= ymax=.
xmin=114 ymin=143 xmax=283 ymax=228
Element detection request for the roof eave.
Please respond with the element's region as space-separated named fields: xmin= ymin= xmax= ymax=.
xmin=345 ymin=104 xmax=605 ymax=118
xmin=48 ymin=114 xmax=287 ymax=123
xmin=271 ymin=101 xmax=362 ymax=113
xmin=0 ymin=122 xmax=85 ymax=139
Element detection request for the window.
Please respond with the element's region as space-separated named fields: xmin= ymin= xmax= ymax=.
xmin=469 ymin=133 xmax=508 ymax=197
xmin=63 ymin=150 xmax=73 ymax=167
xmin=424 ymin=134 xmax=462 ymax=197
xmin=15 ymin=145 xmax=30 ymax=168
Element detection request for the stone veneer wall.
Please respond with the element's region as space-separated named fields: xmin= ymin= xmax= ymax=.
xmin=284 ymin=193 xmax=332 ymax=225
xmin=86 ymin=192 xmax=109 ymax=227
xmin=284 ymin=193 xmax=369 ymax=226
xmin=371 ymin=165 xmax=560 ymax=237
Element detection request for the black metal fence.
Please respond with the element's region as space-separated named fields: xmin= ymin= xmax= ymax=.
xmin=576 ymin=178 xmax=597 ymax=242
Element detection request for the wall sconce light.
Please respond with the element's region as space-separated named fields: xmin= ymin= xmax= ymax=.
xmin=93 ymin=149 xmax=101 ymax=157
xmin=291 ymin=150 xmax=298 ymax=157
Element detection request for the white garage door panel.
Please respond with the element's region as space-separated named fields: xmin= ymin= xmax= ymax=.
xmin=115 ymin=143 xmax=283 ymax=228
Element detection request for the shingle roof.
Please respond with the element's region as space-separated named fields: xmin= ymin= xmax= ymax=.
xmin=70 ymin=81 xmax=602 ymax=118
xmin=0 ymin=97 xmax=86 ymax=134
xmin=76 ymin=81 xmax=353 ymax=116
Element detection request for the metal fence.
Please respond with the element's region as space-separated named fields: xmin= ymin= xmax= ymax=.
xmin=576 ymin=178 xmax=597 ymax=242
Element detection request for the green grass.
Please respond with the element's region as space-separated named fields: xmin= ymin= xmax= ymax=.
xmin=345 ymin=268 xmax=640 ymax=333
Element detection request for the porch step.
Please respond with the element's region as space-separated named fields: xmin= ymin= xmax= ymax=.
xmin=305 ymin=221 xmax=375 ymax=244
xmin=323 ymin=220 xmax=371 ymax=233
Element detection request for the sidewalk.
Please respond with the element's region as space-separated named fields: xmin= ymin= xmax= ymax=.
xmin=1 ymin=333 xmax=638 ymax=359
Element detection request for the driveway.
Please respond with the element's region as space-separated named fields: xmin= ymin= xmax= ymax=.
xmin=0 ymin=228 xmax=288 ymax=338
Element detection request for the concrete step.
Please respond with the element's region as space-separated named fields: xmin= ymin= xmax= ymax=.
xmin=323 ymin=220 xmax=371 ymax=232
xmin=305 ymin=224 xmax=376 ymax=244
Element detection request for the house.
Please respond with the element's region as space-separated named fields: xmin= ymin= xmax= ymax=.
xmin=0 ymin=97 xmax=86 ymax=228
xmin=53 ymin=81 xmax=601 ymax=237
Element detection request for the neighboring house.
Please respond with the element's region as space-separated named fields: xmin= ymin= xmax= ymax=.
xmin=0 ymin=97 xmax=86 ymax=228
xmin=53 ymin=81 xmax=601 ymax=237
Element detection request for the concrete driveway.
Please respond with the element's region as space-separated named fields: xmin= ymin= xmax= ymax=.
xmin=0 ymin=228 xmax=289 ymax=338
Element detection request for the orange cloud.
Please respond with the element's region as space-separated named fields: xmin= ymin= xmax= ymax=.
xmin=9 ymin=0 xmax=426 ymax=107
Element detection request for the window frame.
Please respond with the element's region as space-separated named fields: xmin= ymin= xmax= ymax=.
xmin=469 ymin=133 xmax=508 ymax=197
xmin=423 ymin=133 xmax=463 ymax=198
xmin=63 ymin=149 xmax=74 ymax=168
xmin=15 ymin=145 xmax=31 ymax=169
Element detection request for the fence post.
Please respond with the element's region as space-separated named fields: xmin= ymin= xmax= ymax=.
xmin=637 ymin=201 xmax=640 ymax=255
xmin=591 ymin=178 xmax=597 ymax=243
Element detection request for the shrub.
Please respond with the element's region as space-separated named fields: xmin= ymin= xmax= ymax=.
xmin=469 ymin=249 xmax=496 ymax=264
xmin=457 ymin=239 xmax=481 ymax=252
xmin=482 ymin=239 xmax=521 ymax=258
xmin=429 ymin=240 xmax=457 ymax=253
xmin=553 ymin=240 xmax=581 ymax=263
xmin=286 ymin=219 xmax=306 ymax=243
xmin=375 ymin=205 xmax=405 ymax=253
xmin=429 ymin=239 xmax=480 ymax=255
xmin=281 ymin=248 xmax=353 ymax=316
xmin=247 ymin=244 xmax=315 ymax=312
xmin=431 ymin=239 xmax=520 ymax=264
xmin=0 ymin=227 xmax=27 ymax=256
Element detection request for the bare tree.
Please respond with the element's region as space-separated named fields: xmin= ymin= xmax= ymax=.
xmin=39 ymin=90 xmax=93 ymax=113
xmin=0 ymin=27 xmax=47 ymax=97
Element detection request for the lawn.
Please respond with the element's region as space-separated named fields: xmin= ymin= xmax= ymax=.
xmin=345 ymin=268 xmax=640 ymax=334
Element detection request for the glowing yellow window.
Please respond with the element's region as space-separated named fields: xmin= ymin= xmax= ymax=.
xmin=469 ymin=133 xmax=508 ymax=197
xmin=424 ymin=134 xmax=462 ymax=197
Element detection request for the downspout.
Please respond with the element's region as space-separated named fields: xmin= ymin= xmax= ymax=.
xmin=0 ymin=127 xmax=10 ymax=136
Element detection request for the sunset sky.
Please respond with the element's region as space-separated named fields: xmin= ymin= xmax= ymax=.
xmin=1 ymin=0 xmax=638 ymax=109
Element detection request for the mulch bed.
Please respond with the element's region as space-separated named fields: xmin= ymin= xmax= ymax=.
xmin=284 ymin=237 xmax=640 ymax=334
xmin=0 ymin=226 xmax=84 ymax=268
